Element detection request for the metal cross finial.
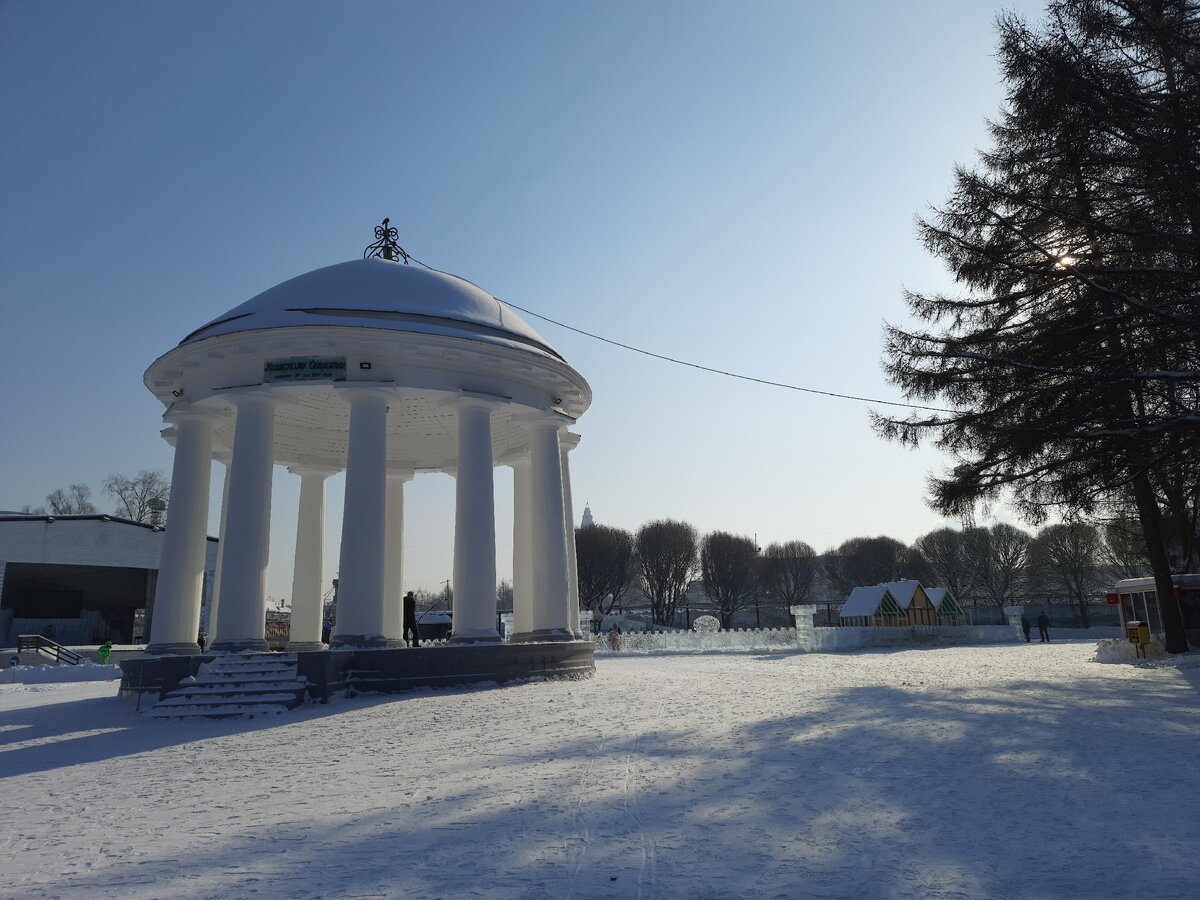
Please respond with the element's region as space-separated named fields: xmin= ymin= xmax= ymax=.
xmin=364 ymin=217 xmax=410 ymax=264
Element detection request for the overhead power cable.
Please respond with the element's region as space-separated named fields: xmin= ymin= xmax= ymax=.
xmin=407 ymin=255 xmax=954 ymax=414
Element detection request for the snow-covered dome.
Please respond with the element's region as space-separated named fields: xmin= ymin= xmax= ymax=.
xmin=145 ymin=251 xmax=591 ymax=470
xmin=180 ymin=258 xmax=562 ymax=361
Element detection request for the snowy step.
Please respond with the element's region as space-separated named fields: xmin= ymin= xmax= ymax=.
xmin=170 ymin=682 xmax=305 ymax=698
xmin=191 ymin=671 xmax=303 ymax=683
xmin=150 ymin=656 xmax=307 ymax=720
xmin=203 ymin=661 xmax=298 ymax=672
xmin=155 ymin=692 xmax=301 ymax=707
xmin=148 ymin=703 xmax=288 ymax=720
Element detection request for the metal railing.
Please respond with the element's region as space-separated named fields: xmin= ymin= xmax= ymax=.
xmin=16 ymin=634 xmax=83 ymax=665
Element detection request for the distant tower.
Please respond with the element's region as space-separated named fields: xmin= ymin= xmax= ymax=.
xmin=581 ymin=503 xmax=594 ymax=528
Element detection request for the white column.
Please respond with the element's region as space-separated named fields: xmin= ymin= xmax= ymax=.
xmin=382 ymin=468 xmax=412 ymax=645
xmin=524 ymin=417 xmax=572 ymax=641
xmin=212 ymin=393 xmax=275 ymax=652
xmin=511 ymin=455 xmax=535 ymax=638
xmin=146 ymin=409 xmax=217 ymax=655
xmin=332 ymin=387 xmax=389 ymax=647
xmin=287 ymin=466 xmax=334 ymax=651
xmin=560 ymin=432 xmax=583 ymax=639
xmin=451 ymin=398 xmax=500 ymax=642
xmin=206 ymin=452 xmax=232 ymax=644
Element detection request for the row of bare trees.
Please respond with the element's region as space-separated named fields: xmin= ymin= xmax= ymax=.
xmin=576 ymin=520 xmax=821 ymax=628
xmin=576 ymin=517 xmax=1155 ymax=630
xmin=16 ymin=471 xmax=171 ymax=524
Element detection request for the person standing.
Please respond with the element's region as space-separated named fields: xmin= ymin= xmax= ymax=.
xmin=1037 ymin=611 xmax=1051 ymax=643
xmin=97 ymin=641 xmax=113 ymax=664
xmin=197 ymin=631 xmax=207 ymax=653
xmin=1021 ymin=614 xmax=1032 ymax=642
xmin=403 ymin=591 xmax=420 ymax=647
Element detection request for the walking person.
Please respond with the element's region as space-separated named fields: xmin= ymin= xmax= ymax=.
xmin=403 ymin=591 xmax=420 ymax=647
xmin=608 ymin=621 xmax=622 ymax=652
xmin=1037 ymin=611 xmax=1051 ymax=643
xmin=1020 ymin=614 xmax=1032 ymax=643
xmin=97 ymin=641 xmax=113 ymax=664
xmin=197 ymin=631 xmax=207 ymax=653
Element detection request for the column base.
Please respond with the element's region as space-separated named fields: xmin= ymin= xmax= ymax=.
xmin=449 ymin=629 xmax=502 ymax=644
xmin=210 ymin=638 xmax=271 ymax=653
xmin=329 ymin=634 xmax=390 ymax=649
xmin=286 ymin=641 xmax=327 ymax=652
xmin=510 ymin=628 xmax=575 ymax=644
xmin=144 ymin=641 xmax=201 ymax=656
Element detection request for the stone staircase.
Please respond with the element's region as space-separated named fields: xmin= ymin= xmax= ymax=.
xmin=148 ymin=653 xmax=307 ymax=720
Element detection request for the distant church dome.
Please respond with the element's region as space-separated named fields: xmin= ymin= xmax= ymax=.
xmin=581 ymin=504 xmax=593 ymax=528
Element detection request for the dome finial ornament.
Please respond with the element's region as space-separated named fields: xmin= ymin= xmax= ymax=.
xmin=364 ymin=217 xmax=410 ymax=264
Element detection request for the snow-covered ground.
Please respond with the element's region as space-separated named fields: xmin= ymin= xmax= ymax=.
xmin=3 ymin=642 xmax=1198 ymax=899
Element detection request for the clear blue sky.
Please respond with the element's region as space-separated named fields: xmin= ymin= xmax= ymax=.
xmin=1 ymin=0 xmax=1049 ymax=599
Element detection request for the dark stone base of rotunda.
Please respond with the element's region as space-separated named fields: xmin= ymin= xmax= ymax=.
xmin=118 ymin=641 xmax=595 ymax=704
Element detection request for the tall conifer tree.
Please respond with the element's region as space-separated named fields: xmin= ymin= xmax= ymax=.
xmin=878 ymin=0 xmax=1200 ymax=651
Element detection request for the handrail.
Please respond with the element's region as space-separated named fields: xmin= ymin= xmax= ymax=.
xmin=16 ymin=634 xmax=83 ymax=665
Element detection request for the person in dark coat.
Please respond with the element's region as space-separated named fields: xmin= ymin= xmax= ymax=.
xmin=1020 ymin=615 xmax=1032 ymax=642
xmin=197 ymin=632 xmax=207 ymax=653
xmin=1037 ymin=611 xmax=1051 ymax=642
xmin=403 ymin=591 xmax=420 ymax=647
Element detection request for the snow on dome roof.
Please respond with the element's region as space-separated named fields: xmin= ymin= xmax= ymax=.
xmin=179 ymin=258 xmax=562 ymax=360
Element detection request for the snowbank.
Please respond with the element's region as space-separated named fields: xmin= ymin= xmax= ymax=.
xmin=1092 ymin=637 xmax=1200 ymax=668
xmin=0 ymin=661 xmax=122 ymax=685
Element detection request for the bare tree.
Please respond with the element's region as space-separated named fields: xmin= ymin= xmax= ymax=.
xmin=46 ymin=483 xmax=96 ymax=515
xmin=104 ymin=470 xmax=170 ymax=523
xmin=700 ymin=531 xmax=760 ymax=628
xmin=975 ymin=524 xmax=1031 ymax=614
xmin=575 ymin=524 xmax=638 ymax=615
xmin=760 ymin=540 xmax=819 ymax=612
xmin=914 ymin=527 xmax=980 ymax=606
xmin=1030 ymin=523 xmax=1105 ymax=628
xmin=496 ymin=579 xmax=513 ymax=612
xmin=19 ymin=504 xmax=47 ymax=515
xmin=637 ymin=519 xmax=698 ymax=626
xmin=822 ymin=535 xmax=918 ymax=599
xmin=1102 ymin=518 xmax=1149 ymax=580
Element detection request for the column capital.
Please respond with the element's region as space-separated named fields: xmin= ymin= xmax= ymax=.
xmin=386 ymin=465 xmax=415 ymax=481
xmin=560 ymin=431 xmax=582 ymax=452
xmin=513 ymin=407 xmax=576 ymax=430
xmin=441 ymin=389 xmax=510 ymax=412
xmin=163 ymin=402 xmax=225 ymax=428
xmin=288 ymin=463 xmax=338 ymax=479
xmin=333 ymin=381 xmax=396 ymax=401
xmin=216 ymin=387 xmax=280 ymax=409
xmin=500 ymin=449 xmax=531 ymax=468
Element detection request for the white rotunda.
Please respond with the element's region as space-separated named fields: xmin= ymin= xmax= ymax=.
xmin=142 ymin=225 xmax=591 ymax=661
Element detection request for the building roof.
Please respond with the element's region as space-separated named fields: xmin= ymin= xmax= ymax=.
xmin=881 ymin=580 xmax=925 ymax=610
xmin=840 ymin=584 xmax=901 ymax=618
xmin=0 ymin=514 xmax=218 ymax=542
xmin=925 ymin=587 xmax=962 ymax=613
xmin=178 ymin=258 xmax=562 ymax=360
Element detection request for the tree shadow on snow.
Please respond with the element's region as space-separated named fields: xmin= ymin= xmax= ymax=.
xmin=9 ymin=661 xmax=1200 ymax=899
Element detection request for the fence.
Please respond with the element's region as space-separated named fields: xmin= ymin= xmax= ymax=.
xmin=793 ymin=605 xmax=1022 ymax=651
xmin=594 ymin=627 xmax=798 ymax=655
